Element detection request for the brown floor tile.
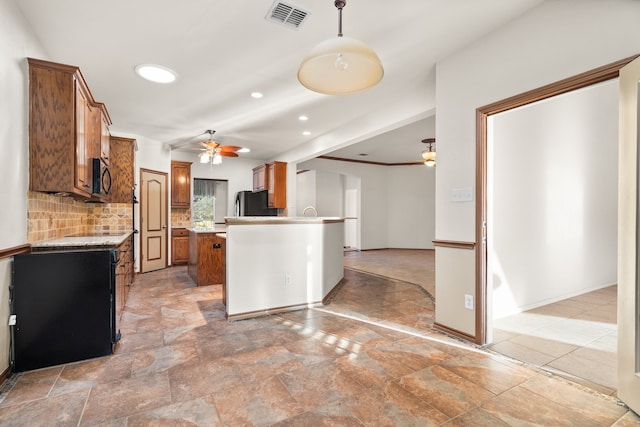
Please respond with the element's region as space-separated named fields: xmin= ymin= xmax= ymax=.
xmin=51 ymin=353 xmax=135 ymax=396
xmin=212 ymin=375 xmax=304 ymax=426
xmin=398 ymin=365 xmax=495 ymax=418
xmin=0 ymin=366 xmax=62 ymax=408
xmin=0 ymin=388 xmax=89 ymax=427
xmin=80 ymin=372 xmax=171 ymax=426
xmin=440 ymin=352 xmax=536 ymax=395
xmin=126 ymin=395 xmax=222 ymax=426
xmin=1 ymin=258 xmax=635 ymax=426
xmin=481 ymin=385 xmax=605 ymax=426
xmin=278 ymin=359 xmax=368 ymax=411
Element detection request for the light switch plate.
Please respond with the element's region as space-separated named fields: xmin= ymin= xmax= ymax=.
xmin=451 ymin=187 xmax=473 ymax=202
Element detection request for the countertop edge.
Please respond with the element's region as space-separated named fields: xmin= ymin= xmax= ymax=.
xmin=225 ymin=217 xmax=344 ymax=225
xmin=31 ymin=231 xmax=134 ymax=250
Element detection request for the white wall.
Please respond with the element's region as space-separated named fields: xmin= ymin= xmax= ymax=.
xmin=0 ymin=0 xmax=48 ymax=376
xmin=296 ymin=170 xmax=316 ymax=216
xmin=298 ymin=158 xmax=435 ymax=250
xmin=435 ymin=0 xmax=640 ymax=337
xmin=225 ymin=221 xmax=344 ymax=317
xmin=387 ymin=166 xmax=436 ymax=249
xmin=315 ymin=171 xmax=344 ymax=217
xmin=488 ymin=80 xmax=618 ymax=319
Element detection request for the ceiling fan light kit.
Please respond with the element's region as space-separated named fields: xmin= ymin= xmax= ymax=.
xmin=297 ymin=0 xmax=383 ymax=95
xmin=197 ymin=130 xmax=243 ymax=165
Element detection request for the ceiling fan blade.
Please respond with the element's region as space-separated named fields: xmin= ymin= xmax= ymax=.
xmin=219 ymin=145 xmax=242 ymax=153
xmin=219 ymin=152 xmax=239 ymax=157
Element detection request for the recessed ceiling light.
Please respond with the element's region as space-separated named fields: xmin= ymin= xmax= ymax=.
xmin=251 ymin=92 xmax=263 ymax=98
xmin=238 ymin=147 xmax=251 ymax=153
xmin=134 ymin=64 xmax=177 ymax=83
xmin=298 ymin=115 xmax=308 ymax=121
xmin=302 ymin=131 xmax=311 ymax=136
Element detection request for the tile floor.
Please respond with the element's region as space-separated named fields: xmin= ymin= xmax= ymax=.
xmin=0 ymin=261 xmax=638 ymax=425
xmin=489 ymin=285 xmax=618 ymax=396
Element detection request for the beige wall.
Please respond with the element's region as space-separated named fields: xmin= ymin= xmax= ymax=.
xmin=0 ymin=0 xmax=48 ymax=376
xmin=435 ymin=0 xmax=640 ymax=339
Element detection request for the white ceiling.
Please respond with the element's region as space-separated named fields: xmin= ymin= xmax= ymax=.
xmin=15 ymin=0 xmax=542 ymax=164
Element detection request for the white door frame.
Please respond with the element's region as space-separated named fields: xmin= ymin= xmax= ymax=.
xmin=617 ymin=55 xmax=640 ymax=414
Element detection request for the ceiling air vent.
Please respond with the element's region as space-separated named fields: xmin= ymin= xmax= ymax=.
xmin=265 ymin=1 xmax=311 ymax=30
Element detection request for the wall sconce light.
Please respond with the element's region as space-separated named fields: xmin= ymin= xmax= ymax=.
xmin=421 ymin=138 xmax=436 ymax=167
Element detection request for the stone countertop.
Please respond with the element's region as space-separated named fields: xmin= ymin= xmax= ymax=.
xmin=187 ymin=227 xmax=226 ymax=234
xmin=225 ymin=217 xmax=344 ymax=225
xmin=31 ymin=231 xmax=134 ymax=249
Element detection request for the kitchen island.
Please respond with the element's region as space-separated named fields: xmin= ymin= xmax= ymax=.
xmin=224 ymin=216 xmax=344 ymax=320
xmin=187 ymin=227 xmax=226 ymax=287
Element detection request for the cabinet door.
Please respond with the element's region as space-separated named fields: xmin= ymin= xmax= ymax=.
xmin=110 ymin=136 xmax=136 ymax=203
xmin=172 ymin=236 xmax=189 ymax=265
xmin=74 ymin=81 xmax=91 ymax=192
xmin=253 ymin=165 xmax=266 ymax=191
xmin=100 ymin=108 xmax=111 ymax=164
xmin=171 ymin=161 xmax=192 ymax=208
xmin=267 ymin=161 xmax=287 ymax=208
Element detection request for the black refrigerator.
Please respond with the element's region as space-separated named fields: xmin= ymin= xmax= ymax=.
xmin=235 ymin=190 xmax=278 ymax=216
xmin=11 ymin=249 xmax=120 ymax=372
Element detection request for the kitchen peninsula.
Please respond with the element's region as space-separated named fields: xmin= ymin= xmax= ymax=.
xmin=224 ymin=216 xmax=344 ymax=320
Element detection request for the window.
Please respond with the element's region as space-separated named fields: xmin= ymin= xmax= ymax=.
xmin=192 ymin=179 xmax=228 ymax=228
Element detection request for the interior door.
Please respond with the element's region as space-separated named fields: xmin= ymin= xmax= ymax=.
xmin=618 ymin=55 xmax=640 ymax=414
xmin=140 ymin=168 xmax=168 ymax=273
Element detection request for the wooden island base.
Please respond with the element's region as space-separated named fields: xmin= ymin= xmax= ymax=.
xmin=187 ymin=228 xmax=226 ymax=288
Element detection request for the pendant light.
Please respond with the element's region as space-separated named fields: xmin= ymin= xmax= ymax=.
xmin=421 ymin=138 xmax=436 ymax=167
xmin=297 ymin=0 xmax=384 ymax=95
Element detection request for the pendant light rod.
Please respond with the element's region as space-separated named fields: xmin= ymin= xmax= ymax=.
xmin=335 ymin=0 xmax=345 ymax=37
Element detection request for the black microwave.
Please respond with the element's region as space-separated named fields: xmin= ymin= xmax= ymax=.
xmin=92 ymin=158 xmax=112 ymax=197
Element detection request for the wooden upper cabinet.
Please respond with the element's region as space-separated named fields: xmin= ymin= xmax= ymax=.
xmin=171 ymin=161 xmax=192 ymax=208
xmin=110 ymin=136 xmax=136 ymax=203
xmin=266 ymin=161 xmax=287 ymax=208
xmin=28 ymin=57 xmax=111 ymax=199
xmin=74 ymin=79 xmax=90 ymax=194
xmin=252 ymin=164 xmax=266 ymax=191
xmin=98 ymin=103 xmax=111 ymax=164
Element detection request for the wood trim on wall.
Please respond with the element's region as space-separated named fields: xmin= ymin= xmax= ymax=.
xmin=0 ymin=244 xmax=31 ymax=260
xmin=432 ymin=240 xmax=475 ymax=250
xmin=318 ymin=155 xmax=424 ymax=167
xmin=474 ymin=54 xmax=638 ymax=346
xmin=434 ymin=321 xmax=478 ymax=343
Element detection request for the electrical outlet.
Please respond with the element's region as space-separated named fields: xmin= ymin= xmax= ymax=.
xmin=464 ymin=294 xmax=473 ymax=310
xmin=285 ymin=275 xmax=292 ymax=286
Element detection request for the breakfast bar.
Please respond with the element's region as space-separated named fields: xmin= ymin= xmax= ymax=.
xmin=224 ymin=216 xmax=345 ymax=320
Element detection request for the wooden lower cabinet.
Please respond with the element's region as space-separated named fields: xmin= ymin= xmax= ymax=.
xmin=115 ymin=235 xmax=134 ymax=320
xmin=171 ymin=228 xmax=189 ymax=265
xmin=188 ymin=230 xmax=225 ymax=286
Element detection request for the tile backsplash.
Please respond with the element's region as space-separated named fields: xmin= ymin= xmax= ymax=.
xmin=171 ymin=208 xmax=192 ymax=228
xmin=27 ymin=191 xmax=133 ymax=243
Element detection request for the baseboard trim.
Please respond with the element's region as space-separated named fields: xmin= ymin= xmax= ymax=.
xmin=0 ymin=366 xmax=10 ymax=386
xmin=434 ymin=321 xmax=479 ymax=345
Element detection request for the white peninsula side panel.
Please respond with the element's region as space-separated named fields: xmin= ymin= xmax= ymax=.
xmin=225 ymin=217 xmax=344 ymax=319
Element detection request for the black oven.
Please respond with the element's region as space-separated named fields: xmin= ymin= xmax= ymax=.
xmin=92 ymin=157 xmax=112 ymax=197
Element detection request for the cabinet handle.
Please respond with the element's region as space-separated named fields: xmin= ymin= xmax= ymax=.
xmin=213 ymin=243 xmax=221 ymax=249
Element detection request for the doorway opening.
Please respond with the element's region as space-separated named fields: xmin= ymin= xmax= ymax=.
xmin=476 ymin=57 xmax=636 ymax=394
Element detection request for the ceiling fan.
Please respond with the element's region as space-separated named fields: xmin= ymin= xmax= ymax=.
xmin=196 ymin=130 xmax=243 ymax=164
